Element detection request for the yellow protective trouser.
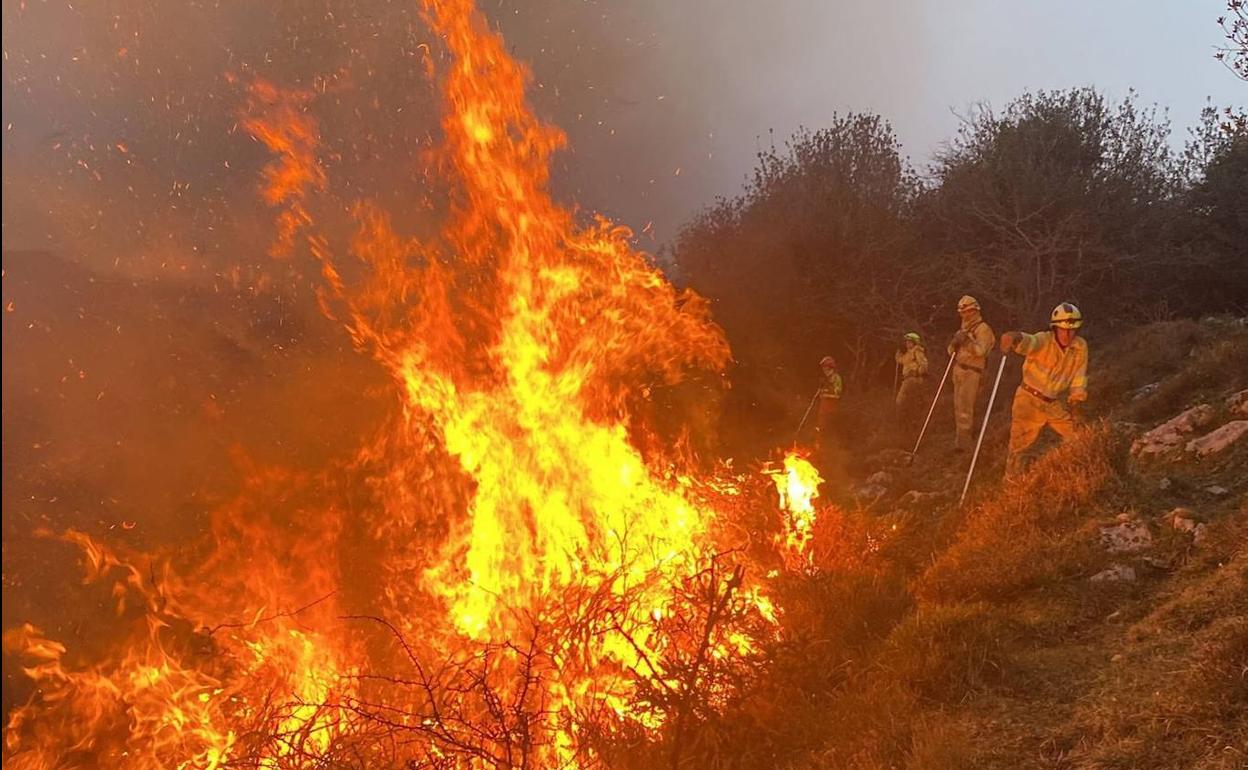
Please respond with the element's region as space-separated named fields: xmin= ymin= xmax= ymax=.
xmin=896 ymin=377 xmax=926 ymax=428
xmin=1005 ymin=387 xmax=1079 ymax=477
xmin=951 ymin=364 xmax=982 ymax=449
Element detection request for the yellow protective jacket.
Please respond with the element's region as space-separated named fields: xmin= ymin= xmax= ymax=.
xmin=948 ymin=314 xmax=995 ymax=371
xmin=895 ymin=346 xmax=929 ymax=379
xmin=1010 ymin=331 xmax=1088 ymax=403
xmin=819 ymin=370 xmax=843 ymax=399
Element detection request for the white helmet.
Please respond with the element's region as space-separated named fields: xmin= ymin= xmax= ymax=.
xmin=1050 ymin=302 xmax=1083 ymax=329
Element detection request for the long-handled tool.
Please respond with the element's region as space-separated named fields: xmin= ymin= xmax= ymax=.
xmin=960 ymin=355 xmax=1008 ymax=506
xmin=911 ymin=355 xmax=956 ymax=455
xmin=794 ymin=388 xmax=821 ymax=443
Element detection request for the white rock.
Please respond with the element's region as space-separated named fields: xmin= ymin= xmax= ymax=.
xmin=1091 ymin=564 xmax=1137 ymax=583
xmin=1131 ymin=404 xmax=1216 ymax=459
xmin=1185 ymin=420 xmax=1248 ymax=457
xmin=1172 ymin=516 xmax=1198 ymax=533
xmin=1100 ymin=520 xmax=1153 ymax=553
xmin=1227 ymin=389 xmax=1248 ymax=419
xmin=1132 ymin=382 xmax=1160 ymax=401
xmin=1103 ymin=516 xmax=1148 ymax=551
xmin=1163 ymin=506 xmax=1200 ymax=530
xmin=1193 ymin=524 xmax=1209 ymax=546
xmin=1205 ymin=485 xmax=1230 ymax=496
xmin=866 ymin=470 xmax=894 ymax=487
xmin=1158 ymin=477 xmax=1172 ymax=491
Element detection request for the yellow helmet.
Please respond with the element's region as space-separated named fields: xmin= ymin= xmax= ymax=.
xmin=1050 ymin=302 xmax=1083 ymax=329
xmin=956 ymin=295 xmax=980 ymax=312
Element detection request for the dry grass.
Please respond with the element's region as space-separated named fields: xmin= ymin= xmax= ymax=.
xmin=1066 ymin=575 xmax=1247 ymax=770
xmin=883 ymin=602 xmax=1024 ymax=704
xmin=915 ymin=424 xmax=1119 ymax=604
xmin=1089 ymin=318 xmax=1211 ymax=403
xmin=1099 ymin=320 xmax=1248 ymax=426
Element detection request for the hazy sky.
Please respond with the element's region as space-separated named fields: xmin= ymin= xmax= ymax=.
xmin=2 ymin=0 xmax=1242 ymax=258
xmin=526 ymin=0 xmax=1244 ymax=242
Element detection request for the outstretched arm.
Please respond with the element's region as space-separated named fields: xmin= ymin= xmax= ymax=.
xmin=1000 ymin=331 xmax=1041 ymax=355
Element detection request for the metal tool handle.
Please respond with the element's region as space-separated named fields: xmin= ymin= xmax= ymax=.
xmin=794 ymin=388 xmax=821 ymax=443
xmin=911 ymin=354 xmax=956 ymax=455
xmin=960 ymin=355 xmax=1009 ymax=506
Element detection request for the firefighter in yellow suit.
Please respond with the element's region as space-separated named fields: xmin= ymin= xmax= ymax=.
xmin=948 ymin=296 xmax=995 ymax=451
xmin=999 ymin=303 xmax=1089 ymax=477
xmin=895 ymin=332 xmax=929 ymax=428
xmin=815 ymin=355 xmax=843 ymax=449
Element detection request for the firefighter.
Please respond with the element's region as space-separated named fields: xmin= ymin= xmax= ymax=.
xmin=999 ymin=302 xmax=1089 ymax=478
xmin=895 ymin=332 xmax=929 ymax=428
xmin=947 ymin=295 xmax=996 ymax=451
xmin=815 ymin=355 xmax=843 ymax=447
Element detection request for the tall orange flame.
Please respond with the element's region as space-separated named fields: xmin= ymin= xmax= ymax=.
xmin=2 ymin=0 xmax=810 ymax=767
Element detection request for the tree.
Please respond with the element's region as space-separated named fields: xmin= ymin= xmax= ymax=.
xmin=1178 ymin=108 xmax=1248 ymax=312
xmin=673 ymin=115 xmax=921 ymax=447
xmin=1217 ymin=1 xmax=1248 ymax=80
xmin=923 ymin=89 xmax=1183 ymax=327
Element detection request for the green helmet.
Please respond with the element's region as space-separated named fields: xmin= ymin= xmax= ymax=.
xmin=904 ymin=332 xmax=922 ymax=344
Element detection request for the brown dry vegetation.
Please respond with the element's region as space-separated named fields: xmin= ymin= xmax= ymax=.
xmin=656 ymin=318 xmax=1247 ymax=770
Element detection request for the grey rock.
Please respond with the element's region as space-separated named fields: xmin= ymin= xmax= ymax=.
xmin=1193 ymin=523 xmax=1209 ymax=546
xmin=1131 ymin=382 xmax=1160 ymax=401
xmin=866 ymin=470 xmax=894 ymax=487
xmin=1100 ymin=519 xmax=1153 ymax=554
xmin=1186 ymin=420 xmax=1248 ymax=457
xmin=1130 ymin=404 xmax=1217 ymax=460
xmin=1227 ymin=389 xmax=1248 ymax=419
xmin=1091 ymin=564 xmax=1137 ymax=583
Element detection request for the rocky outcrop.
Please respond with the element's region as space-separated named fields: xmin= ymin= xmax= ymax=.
xmin=1130 ymin=405 xmax=1216 ymax=459
xmin=1186 ymin=420 xmax=1248 ymax=457
xmin=1227 ymin=389 xmax=1248 ymax=419
xmin=1100 ymin=517 xmax=1152 ymax=554
xmin=1091 ymin=564 xmax=1136 ymax=583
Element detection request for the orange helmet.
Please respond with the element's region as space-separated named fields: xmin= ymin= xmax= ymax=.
xmin=820 ymin=355 xmax=836 ymax=369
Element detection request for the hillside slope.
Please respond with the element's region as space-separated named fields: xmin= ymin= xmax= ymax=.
xmin=842 ymin=317 xmax=1246 ymax=770
xmin=668 ymin=317 xmax=1246 ymax=770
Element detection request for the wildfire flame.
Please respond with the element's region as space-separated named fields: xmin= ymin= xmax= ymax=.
xmin=768 ymin=453 xmax=823 ymax=569
xmin=2 ymin=0 xmax=810 ymax=767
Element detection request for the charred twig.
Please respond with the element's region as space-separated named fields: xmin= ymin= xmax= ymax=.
xmin=205 ymin=591 xmax=337 ymax=636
